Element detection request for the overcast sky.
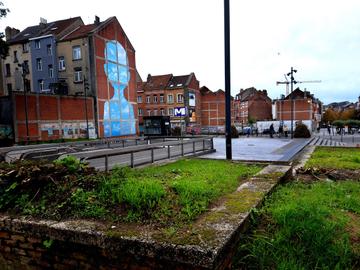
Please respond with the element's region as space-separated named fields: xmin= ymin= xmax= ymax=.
xmin=2 ymin=0 xmax=360 ymax=104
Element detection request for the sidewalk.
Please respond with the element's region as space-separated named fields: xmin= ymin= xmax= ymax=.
xmin=200 ymin=137 xmax=311 ymax=162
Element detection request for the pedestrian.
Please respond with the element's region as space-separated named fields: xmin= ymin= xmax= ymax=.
xmin=255 ymin=127 xmax=258 ymax=137
xmin=284 ymin=125 xmax=288 ymax=137
xmin=269 ymin=124 xmax=274 ymax=138
xmin=327 ymin=124 xmax=331 ymax=135
xmin=278 ymin=125 xmax=283 ymax=138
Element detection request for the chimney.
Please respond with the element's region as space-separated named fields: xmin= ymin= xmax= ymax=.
xmin=5 ymin=26 xmax=20 ymax=41
xmin=147 ymin=74 xmax=152 ymax=82
xmin=262 ymin=90 xmax=267 ymax=96
xmin=94 ymin=16 xmax=100 ymax=25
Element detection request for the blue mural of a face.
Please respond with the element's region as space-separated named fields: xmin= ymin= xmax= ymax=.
xmin=103 ymin=41 xmax=136 ymax=137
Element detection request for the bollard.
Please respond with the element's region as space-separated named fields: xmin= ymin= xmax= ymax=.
xmin=131 ymin=152 xmax=134 ymax=168
xmin=105 ymin=155 xmax=108 ymax=172
xmin=168 ymin=145 xmax=171 ymax=158
xmin=151 ymin=148 xmax=154 ymax=163
xmin=203 ymin=140 xmax=205 ymax=151
xmin=193 ymin=141 xmax=196 ymax=153
xmin=181 ymin=142 xmax=184 ymax=156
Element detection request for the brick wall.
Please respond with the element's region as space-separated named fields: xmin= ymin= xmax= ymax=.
xmin=12 ymin=92 xmax=95 ymax=142
xmin=275 ymin=99 xmax=315 ymax=121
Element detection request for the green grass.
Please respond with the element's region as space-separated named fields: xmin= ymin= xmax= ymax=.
xmin=305 ymin=147 xmax=360 ymax=169
xmin=233 ymin=180 xmax=360 ymax=269
xmin=0 ymin=158 xmax=261 ymax=225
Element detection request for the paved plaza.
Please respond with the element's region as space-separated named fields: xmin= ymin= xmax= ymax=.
xmin=201 ymin=137 xmax=311 ymax=162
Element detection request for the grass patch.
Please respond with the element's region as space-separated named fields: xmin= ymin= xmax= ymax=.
xmin=233 ymin=180 xmax=360 ymax=269
xmin=0 ymin=158 xmax=261 ymax=226
xmin=305 ymin=147 xmax=360 ymax=170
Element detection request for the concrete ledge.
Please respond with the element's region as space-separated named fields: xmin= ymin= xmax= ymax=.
xmin=0 ymin=164 xmax=291 ymax=269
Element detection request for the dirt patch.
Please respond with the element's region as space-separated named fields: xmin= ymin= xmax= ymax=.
xmin=295 ymin=167 xmax=360 ymax=183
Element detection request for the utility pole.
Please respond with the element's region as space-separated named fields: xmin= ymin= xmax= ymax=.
xmin=224 ymin=0 xmax=232 ymax=159
xmin=287 ymin=67 xmax=297 ymax=139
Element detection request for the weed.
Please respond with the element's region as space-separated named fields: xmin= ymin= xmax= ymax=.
xmin=43 ymin=239 xmax=54 ymax=249
xmin=54 ymin=155 xmax=85 ymax=173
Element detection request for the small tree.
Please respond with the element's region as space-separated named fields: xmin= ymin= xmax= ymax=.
xmin=294 ymin=123 xmax=311 ymax=138
xmin=0 ymin=2 xmax=10 ymax=59
xmin=231 ymin=125 xmax=239 ymax=138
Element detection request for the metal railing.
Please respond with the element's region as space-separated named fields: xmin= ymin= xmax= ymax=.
xmin=76 ymin=137 xmax=215 ymax=172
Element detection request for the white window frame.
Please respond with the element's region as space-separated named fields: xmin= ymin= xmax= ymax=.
xmin=154 ymin=109 xmax=158 ymax=116
xmin=58 ymin=57 xmax=66 ymax=71
xmin=36 ymin=58 xmax=42 ymax=71
xmin=72 ymin=46 xmax=81 ymax=60
xmin=167 ymin=94 xmax=173 ymax=104
xmin=147 ymin=109 xmax=151 ymax=116
xmin=138 ymin=108 xmax=143 ymax=116
xmin=137 ymin=95 xmax=142 ymax=103
xmin=74 ymin=70 xmax=82 ymax=82
xmin=48 ymin=65 xmax=53 ymax=78
xmin=35 ymin=40 xmax=41 ymax=49
xmin=153 ymin=95 xmax=158 ymax=103
xmin=47 ymin=44 xmax=52 ymax=55
xmin=168 ymin=108 xmax=174 ymax=116
xmin=146 ymin=95 xmax=151 ymax=103
xmin=160 ymin=94 xmax=164 ymax=103
xmin=177 ymin=94 xmax=184 ymax=103
xmin=22 ymin=43 xmax=29 ymax=53
xmin=39 ymin=80 xmax=44 ymax=91
xmin=160 ymin=108 xmax=165 ymax=116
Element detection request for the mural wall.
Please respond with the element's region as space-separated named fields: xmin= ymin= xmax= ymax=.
xmin=94 ymin=19 xmax=138 ymax=138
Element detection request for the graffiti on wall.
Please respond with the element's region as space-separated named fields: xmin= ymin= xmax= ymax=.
xmin=103 ymin=40 xmax=136 ymax=137
xmin=0 ymin=125 xmax=13 ymax=140
xmin=40 ymin=122 xmax=96 ymax=139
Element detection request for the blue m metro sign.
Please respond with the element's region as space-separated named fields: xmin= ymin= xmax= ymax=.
xmin=174 ymin=107 xmax=187 ymax=117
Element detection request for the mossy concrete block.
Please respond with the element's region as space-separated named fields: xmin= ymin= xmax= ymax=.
xmin=0 ymin=164 xmax=291 ymax=270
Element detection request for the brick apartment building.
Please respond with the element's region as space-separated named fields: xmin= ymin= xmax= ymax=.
xmin=137 ymin=73 xmax=201 ymax=132
xmin=273 ymin=88 xmax=322 ymax=130
xmin=1 ymin=16 xmax=138 ymax=143
xmin=234 ymin=87 xmax=272 ymax=125
xmin=200 ymin=86 xmax=235 ymax=130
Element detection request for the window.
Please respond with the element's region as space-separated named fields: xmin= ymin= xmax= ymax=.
xmin=74 ymin=68 xmax=82 ymax=82
xmin=153 ymin=95 xmax=158 ymax=103
xmin=146 ymin=95 xmax=150 ymax=103
xmin=147 ymin=109 xmax=151 ymax=116
xmin=137 ymin=95 xmax=142 ymax=103
xmin=36 ymin=58 xmax=42 ymax=71
xmin=160 ymin=108 xmax=165 ymax=116
xmin=13 ymin=51 xmax=18 ymax=63
xmin=22 ymin=43 xmax=29 ymax=53
xmin=167 ymin=94 xmax=173 ymax=104
xmin=38 ymin=80 xmax=44 ymax=91
xmin=138 ymin=108 xmax=143 ymax=116
xmin=47 ymin=44 xmax=52 ymax=55
xmin=58 ymin=56 xmax=65 ymax=71
xmin=160 ymin=94 xmax=164 ymax=103
xmin=154 ymin=109 xmax=158 ymax=116
xmin=35 ymin=40 xmax=41 ymax=49
xmin=168 ymin=108 xmax=174 ymax=116
xmin=177 ymin=94 xmax=184 ymax=103
xmin=72 ymin=46 xmax=81 ymax=60
xmin=5 ymin=64 xmax=11 ymax=77
xmin=48 ymin=65 xmax=53 ymax=78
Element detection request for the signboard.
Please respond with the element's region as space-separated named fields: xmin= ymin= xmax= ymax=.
xmin=174 ymin=107 xmax=187 ymax=117
xmin=189 ymin=92 xmax=196 ymax=107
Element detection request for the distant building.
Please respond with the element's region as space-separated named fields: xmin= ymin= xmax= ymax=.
xmin=137 ymin=73 xmax=200 ymax=132
xmin=234 ymin=87 xmax=272 ymax=125
xmin=200 ymin=86 xmax=235 ymax=130
xmin=273 ymin=88 xmax=322 ymax=131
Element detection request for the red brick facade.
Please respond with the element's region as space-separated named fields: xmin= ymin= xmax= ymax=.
xmin=200 ymin=86 xmax=235 ymax=128
xmin=12 ymin=92 xmax=95 ymax=142
xmin=274 ymin=88 xmax=321 ymax=123
xmin=137 ymin=73 xmax=201 ymax=131
xmin=234 ymin=87 xmax=272 ymax=125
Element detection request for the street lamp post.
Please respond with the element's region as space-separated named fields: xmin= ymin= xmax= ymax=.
xmin=19 ymin=63 xmax=29 ymax=143
xmin=287 ymin=67 xmax=297 ymax=139
xmin=224 ymin=0 xmax=232 ymax=159
xmin=83 ymin=77 xmax=90 ymax=140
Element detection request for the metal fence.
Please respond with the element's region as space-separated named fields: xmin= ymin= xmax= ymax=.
xmin=78 ymin=137 xmax=214 ymax=171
